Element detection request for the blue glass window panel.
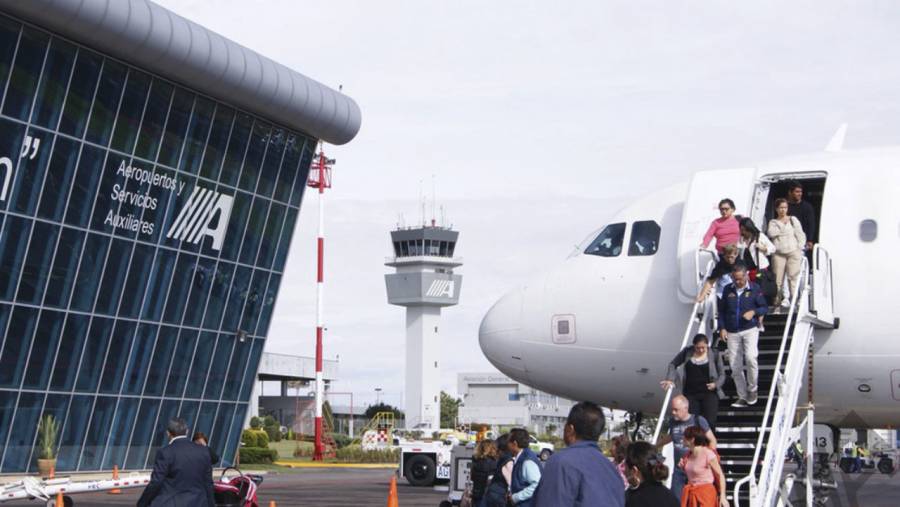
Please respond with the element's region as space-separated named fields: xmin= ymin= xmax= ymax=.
xmin=90 ymin=155 xmax=129 ymax=233
xmin=162 ymin=252 xmax=197 ymax=324
xmin=239 ymin=269 xmax=267 ymax=335
xmin=290 ymin=137 xmax=315 ymax=207
xmin=31 ymin=38 xmax=76 ymax=129
xmin=222 ymin=337 xmax=250 ymax=401
xmin=238 ymin=197 xmax=268 ymax=265
xmin=137 ymin=165 xmax=175 ymax=245
xmin=63 ymin=144 xmax=104 ymax=228
xmin=158 ymin=88 xmax=194 ymax=167
xmin=44 ymin=228 xmax=85 ymax=308
xmin=144 ymin=325 xmax=178 ymax=396
xmin=70 ymin=232 xmax=110 ymax=312
xmin=183 ymin=256 xmax=216 ymax=327
xmin=99 ymin=320 xmax=137 ymax=394
xmin=79 ymin=396 xmax=116 ymax=470
xmin=0 ymin=216 xmax=31 ymax=300
xmin=222 ymin=404 xmax=247 ymax=466
xmin=180 ymin=96 xmax=213 ymax=175
xmin=195 ymin=402 xmax=217 ymax=438
xmin=122 ymin=323 xmax=157 ymax=395
xmin=274 ymin=134 xmax=302 ymax=203
xmin=16 ymin=221 xmax=58 ymax=304
xmin=37 ymin=136 xmax=79 ymax=222
xmin=102 ymin=397 xmax=138 ymax=470
xmin=9 ymin=129 xmax=54 ymax=215
xmin=273 ymin=207 xmax=298 ymax=272
xmin=0 ymin=390 xmax=15 ymax=466
xmin=204 ymin=334 xmax=235 ymax=400
xmin=210 ymin=403 xmax=235 ymax=458
xmin=110 ymin=69 xmax=150 ymax=154
xmin=124 ymin=398 xmax=160 ymax=470
xmin=2 ymin=27 xmax=49 ymax=121
xmin=240 ymin=339 xmax=263 ymax=401
xmin=238 ymin=121 xmax=270 ymax=192
xmin=199 ymin=105 xmax=234 ymax=181
xmin=85 ymin=60 xmax=126 ymax=146
xmin=50 ymin=314 xmax=90 ymax=390
xmin=0 ymin=15 xmax=20 ymax=95
xmin=219 ymin=113 xmax=252 ymax=187
xmin=22 ymin=309 xmax=64 ymax=389
xmin=3 ymin=392 xmax=44 ymax=472
xmin=158 ymin=175 xmax=198 ymax=251
xmin=147 ymin=400 xmax=180 ymax=467
xmin=0 ymin=306 xmax=38 ymax=387
xmin=28 ymin=394 xmax=71 ymax=472
xmin=221 ymin=266 xmax=251 ymax=333
xmin=184 ymin=331 xmax=215 ymax=399
xmin=202 ymin=262 xmax=235 ymax=331
xmin=118 ymin=243 xmax=153 ymax=318
xmin=164 ymin=329 xmax=198 ymax=398
xmin=178 ymin=401 xmax=200 ymax=434
xmin=74 ymin=317 xmax=113 ymax=392
xmin=219 ymin=190 xmax=252 ymax=262
xmin=0 ymin=118 xmax=26 ymax=213
xmin=257 ymin=202 xmax=285 ymax=269
xmin=141 ymin=248 xmax=176 ymax=321
xmin=256 ymin=274 xmax=281 ymax=337
xmin=95 ymin=237 xmax=133 ymax=315
xmin=59 ymin=48 xmax=102 ymax=138
xmin=134 ymin=78 xmax=173 ymax=161
xmin=56 ymin=394 xmax=92 ymax=471
xmin=256 ymin=128 xmax=285 ymax=198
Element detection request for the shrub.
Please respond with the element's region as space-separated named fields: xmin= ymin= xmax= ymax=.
xmin=239 ymin=447 xmax=278 ymax=464
xmin=334 ymin=444 xmax=400 ymax=463
xmin=285 ymin=429 xmax=295 ymax=441
xmin=241 ymin=430 xmax=256 ymax=448
xmin=249 ymin=416 xmax=262 ymax=430
xmin=294 ymin=443 xmax=313 ymax=458
xmin=264 ymin=425 xmax=282 ymax=443
xmin=255 ymin=430 xmax=270 ymax=448
xmin=262 ymin=416 xmax=276 ymax=427
xmin=331 ymin=433 xmax=352 ymax=449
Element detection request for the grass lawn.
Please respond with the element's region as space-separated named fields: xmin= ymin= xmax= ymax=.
xmin=268 ymin=439 xmax=313 ymax=460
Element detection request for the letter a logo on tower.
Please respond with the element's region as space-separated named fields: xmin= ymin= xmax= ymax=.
xmin=166 ymin=186 xmax=234 ymax=251
xmin=426 ymin=279 xmax=455 ymax=298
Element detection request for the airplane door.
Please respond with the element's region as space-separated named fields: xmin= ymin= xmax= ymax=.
xmin=677 ymin=168 xmax=757 ymax=301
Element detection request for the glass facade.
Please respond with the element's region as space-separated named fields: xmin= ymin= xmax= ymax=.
xmin=0 ymin=14 xmax=313 ymax=472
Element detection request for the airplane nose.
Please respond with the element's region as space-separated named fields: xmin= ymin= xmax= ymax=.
xmin=479 ymin=288 xmax=524 ymax=370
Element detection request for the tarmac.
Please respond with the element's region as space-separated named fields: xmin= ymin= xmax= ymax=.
xmin=1 ymin=465 xmax=897 ymax=506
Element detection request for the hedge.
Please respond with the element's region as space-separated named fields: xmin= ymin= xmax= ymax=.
xmin=239 ymin=447 xmax=279 ymax=464
xmin=241 ymin=429 xmax=269 ymax=448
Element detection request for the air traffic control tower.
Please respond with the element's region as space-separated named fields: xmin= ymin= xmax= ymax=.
xmin=385 ymin=225 xmax=462 ymax=430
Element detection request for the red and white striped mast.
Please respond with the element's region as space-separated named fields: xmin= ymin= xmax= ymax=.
xmin=307 ymin=141 xmax=333 ymax=461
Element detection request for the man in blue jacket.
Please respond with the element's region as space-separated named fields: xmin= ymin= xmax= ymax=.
xmin=718 ymin=262 xmax=768 ymax=408
xmin=137 ymin=418 xmax=215 ymax=507
xmin=506 ymin=428 xmax=542 ymax=506
xmin=533 ymin=401 xmax=624 ymax=506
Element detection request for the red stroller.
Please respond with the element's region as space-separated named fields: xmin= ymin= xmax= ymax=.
xmin=214 ymin=467 xmax=263 ymax=507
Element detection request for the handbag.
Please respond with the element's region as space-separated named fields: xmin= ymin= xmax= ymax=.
xmin=756 ymin=268 xmax=777 ymax=302
xmin=459 ymin=485 xmax=474 ymax=507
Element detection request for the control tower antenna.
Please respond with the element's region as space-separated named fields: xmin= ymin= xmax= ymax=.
xmin=306 ymin=140 xmax=334 ymax=461
xmin=385 ymin=220 xmax=462 ymax=430
xmin=431 ymin=174 xmax=436 ymax=227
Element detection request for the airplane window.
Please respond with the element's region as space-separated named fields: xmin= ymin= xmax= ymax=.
xmin=860 ymin=219 xmax=877 ymax=242
xmin=584 ymin=223 xmax=626 ymax=257
xmin=628 ymin=220 xmax=661 ymax=256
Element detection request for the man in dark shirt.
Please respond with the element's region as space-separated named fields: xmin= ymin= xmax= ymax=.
xmin=786 ymin=181 xmax=816 ymax=247
xmin=533 ymin=401 xmax=624 ymax=506
xmin=137 ymin=418 xmax=215 ymax=507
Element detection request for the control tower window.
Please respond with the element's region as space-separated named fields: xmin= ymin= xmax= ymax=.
xmin=439 ymin=241 xmax=448 ymax=256
xmin=428 ymin=240 xmax=440 ymax=256
xmin=628 ymin=220 xmax=660 ymax=256
xmin=393 ymin=242 xmax=401 ymax=257
xmin=448 ymin=242 xmax=456 ymax=256
xmin=584 ymin=223 xmax=626 ymax=257
xmin=400 ymin=241 xmax=409 ymax=256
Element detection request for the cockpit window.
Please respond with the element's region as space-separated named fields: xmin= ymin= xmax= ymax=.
xmin=584 ymin=223 xmax=626 ymax=257
xmin=628 ymin=220 xmax=660 ymax=256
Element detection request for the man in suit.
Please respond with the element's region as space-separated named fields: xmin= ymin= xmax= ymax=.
xmin=137 ymin=418 xmax=215 ymax=507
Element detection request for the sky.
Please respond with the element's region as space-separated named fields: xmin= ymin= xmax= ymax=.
xmin=156 ymin=0 xmax=900 ymax=407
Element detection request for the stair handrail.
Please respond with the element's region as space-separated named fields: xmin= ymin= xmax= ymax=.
xmin=733 ymin=256 xmax=810 ymax=506
xmin=651 ymin=252 xmax=717 ymax=444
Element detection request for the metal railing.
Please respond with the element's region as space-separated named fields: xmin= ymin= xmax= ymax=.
xmin=733 ymin=255 xmax=814 ymax=506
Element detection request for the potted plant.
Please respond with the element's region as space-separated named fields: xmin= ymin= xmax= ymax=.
xmin=36 ymin=414 xmax=59 ymax=477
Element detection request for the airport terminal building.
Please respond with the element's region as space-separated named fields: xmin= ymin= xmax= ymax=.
xmin=0 ymin=0 xmax=359 ymax=474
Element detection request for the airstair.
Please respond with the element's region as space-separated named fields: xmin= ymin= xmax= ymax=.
xmin=653 ymin=246 xmax=836 ymax=507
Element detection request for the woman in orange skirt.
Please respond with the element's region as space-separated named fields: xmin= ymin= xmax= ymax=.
xmin=680 ymin=426 xmax=728 ymax=507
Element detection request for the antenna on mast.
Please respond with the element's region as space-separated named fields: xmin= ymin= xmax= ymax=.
xmin=431 ymin=174 xmax=437 ymax=227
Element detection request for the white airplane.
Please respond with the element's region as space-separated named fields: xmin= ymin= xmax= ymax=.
xmin=479 ymin=127 xmax=900 ymax=430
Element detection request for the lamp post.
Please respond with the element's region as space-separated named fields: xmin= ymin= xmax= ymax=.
xmin=375 ymin=388 xmax=383 ymax=405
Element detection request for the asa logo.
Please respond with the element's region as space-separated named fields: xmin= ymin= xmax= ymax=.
xmin=426 ymin=279 xmax=455 ymax=298
xmin=166 ymin=186 xmax=234 ymax=251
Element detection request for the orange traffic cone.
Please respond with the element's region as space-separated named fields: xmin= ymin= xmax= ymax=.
xmin=387 ymin=475 xmax=399 ymax=507
xmin=55 ymin=490 xmax=64 ymax=507
xmin=48 ymin=465 xmax=55 ymax=479
xmin=269 ymin=502 xmax=276 ymax=507
xmin=108 ymin=465 xmax=121 ymax=494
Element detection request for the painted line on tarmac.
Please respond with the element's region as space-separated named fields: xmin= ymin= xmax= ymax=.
xmin=274 ymin=461 xmax=397 ymax=469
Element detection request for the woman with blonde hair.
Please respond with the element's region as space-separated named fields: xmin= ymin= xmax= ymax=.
xmin=471 ymin=438 xmax=499 ymax=506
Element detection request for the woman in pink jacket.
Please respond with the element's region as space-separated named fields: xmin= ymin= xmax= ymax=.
xmin=700 ymin=199 xmax=740 ymax=254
